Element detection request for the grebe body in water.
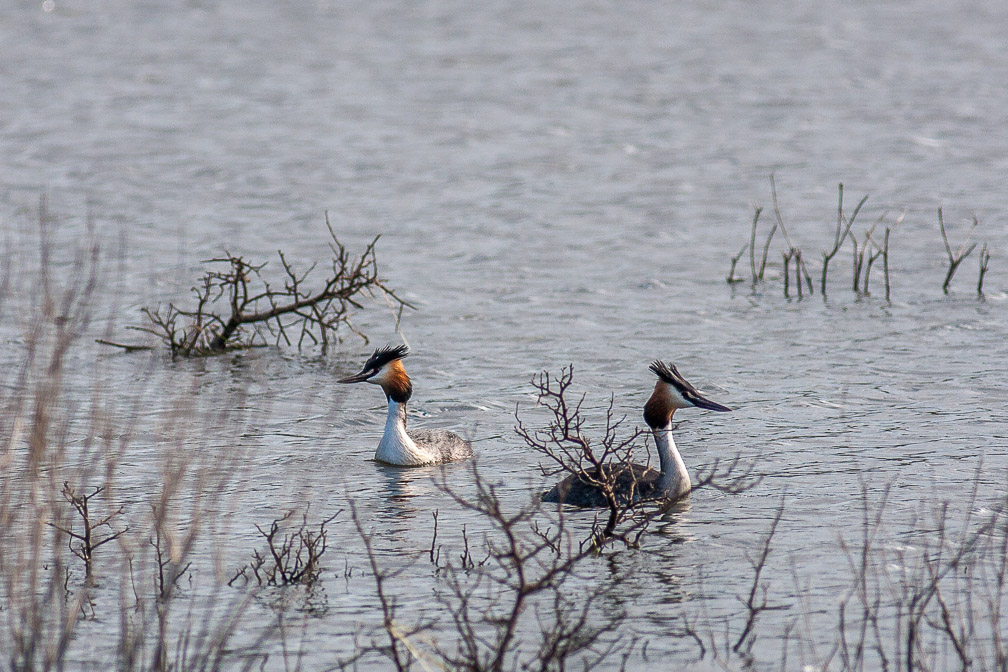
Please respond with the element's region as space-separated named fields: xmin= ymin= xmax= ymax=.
xmin=542 ymin=361 xmax=730 ymax=507
xmin=339 ymin=345 xmax=474 ymax=466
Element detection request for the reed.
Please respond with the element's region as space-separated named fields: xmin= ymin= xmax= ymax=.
xmin=0 ymin=201 xmax=275 ymax=670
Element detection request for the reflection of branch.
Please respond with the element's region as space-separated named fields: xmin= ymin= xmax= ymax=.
xmin=938 ymin=208 xmax=978 ymax=294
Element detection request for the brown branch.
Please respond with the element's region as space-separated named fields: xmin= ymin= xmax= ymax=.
xmin=137 ymin=221 xmax=414 ymax=357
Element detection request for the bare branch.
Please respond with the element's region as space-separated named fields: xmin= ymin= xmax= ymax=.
xmin=939 ymin=208 xmax=978 ymax=294
xmin=130 ymin=221 xmax=414 ymax=357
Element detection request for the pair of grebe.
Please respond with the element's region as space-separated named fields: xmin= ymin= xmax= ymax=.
xmin=339 ymin=345 xmax=729 ymax=506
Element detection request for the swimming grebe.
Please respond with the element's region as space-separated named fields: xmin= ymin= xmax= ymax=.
xmin=338 ymin=344 xmax=474 ymax=466
xmin=541 ymin=360 xmax=730 ymax=507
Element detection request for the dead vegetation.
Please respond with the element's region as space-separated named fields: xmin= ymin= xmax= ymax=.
xmin=230 ymin=508 xmax=340 ymax=587
xmin=48 ymin=482 xmax=128 ymax=578
xmin=346 ymin=465 xmax=629 ymax=672
xmin=727 ymin=177 xmax=1008 ymax=301
xmin=118 ymin=215 xmax=412 ymax=357
xmin=0 ymin=203 xmax=274 ymax=670
xmin=517 ymin=365 xmax=757 ymax=546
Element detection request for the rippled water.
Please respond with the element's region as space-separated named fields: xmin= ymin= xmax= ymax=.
xmin=2 ymin=0 xmax=1007 ymax=668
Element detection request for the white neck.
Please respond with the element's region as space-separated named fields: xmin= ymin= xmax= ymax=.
xmin=375 ymin=399 xmax=434 ymax=466
xmin=653 ymin=424 xmax=690 ymax=499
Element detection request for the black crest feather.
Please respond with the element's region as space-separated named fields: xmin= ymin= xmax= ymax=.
xmin=649 ymin=359 xmax=731 ymax=412
xmin=363 ymin=344 xmax=409 ymax=372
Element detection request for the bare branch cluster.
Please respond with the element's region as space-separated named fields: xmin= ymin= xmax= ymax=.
xmin=230 ymin=508 xmax=340 ymax=587
xmin=681 ymin=502 xmax=786 ymax=667
xmin=517 ymin=366 xmax=758 ymax=547
xmin=734 ymin=179 xmax=1003 ymax=301
xmin=2 ymin=200 xmax=273 ymax=671
xmin=347 ymin=463 xmax=627 ymax=672
xmin=731 ymin=178 xmax=906 ymax=301
xmin=777 ymin=478 xmax=1008 ymax=672
xmin=515 ymin=365 xmax=656 ymax=543
xmin=47 ymin=482 xmax=128 ymax=577
xmin=133 ymin=216 xmax=412 ymax=357
xmin=938 ymin=208 xmax=993 ymax=295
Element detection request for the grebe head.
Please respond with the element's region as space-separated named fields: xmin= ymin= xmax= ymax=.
xmin=643 ymin=360 xmax=731 ymax=429
xmin=338 ymin=344 xmax=413 ymax=403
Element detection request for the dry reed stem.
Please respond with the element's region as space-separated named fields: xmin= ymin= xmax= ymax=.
xmin=749 ymin=206 xmax=763 ymax=284
xmin=1 ymin=200 xmax=275 ymax=671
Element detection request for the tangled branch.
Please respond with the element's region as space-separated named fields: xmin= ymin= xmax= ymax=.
xmin=132 ymin=216 xmax=413 ymax=357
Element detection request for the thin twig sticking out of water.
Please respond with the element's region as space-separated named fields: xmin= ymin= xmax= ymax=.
xmin=47 ymin=482 xmax=128 ymax=578
xmin=938 ymin=208 xmax=978 ymax=294
xmin=782 ymin=250 xmax=792 ymax=298
xmin=851 ymin=221 xmax=879 ymax=295
xmin=822 ymin=183 xmax=868 ymax=295
xmin=748 ymin=206 xmax=775 ymax=285
xmin=726 ymin=243 xmax=748 ymax=284
xmin=759 ymin=221 xmax=777 ymax=283
xmin=429 ymin=509 xmax=440 ymax=567
xmin=732 ymin=501 xmax=787 ymax=657
xmin=769 ymin=174 xmax=814 ymax=295
xmin=978 ymin=243 xmax=991 ymax=295
xmin=348 ymin=461 xmax=627 ymax=671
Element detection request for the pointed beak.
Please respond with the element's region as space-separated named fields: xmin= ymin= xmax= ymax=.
xmin=338 ymin=370 xmax=373 ymax=384
xmin=691 ymin=394 xmax=732 ymax=412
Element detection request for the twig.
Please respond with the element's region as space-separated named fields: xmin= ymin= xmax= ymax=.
xmin=782 ymin=250 xmax=792 ymax=298
xmin=95 ymin=339 xmax=153 ymax=352
xmin=732 ymin=501 xmax=786 ymax=654
xmin=727 ymin=244 xmax=748 ymax=284
xmin=822 ymin=183 xmax=868 ymax=295
xmin=939 ymin=208 xmax=978 ymax=294
xmin=769 ymin=174 xmax=814 ymax=294
xmin=759 ymin=223 xmax=778 ymax=281
xmin=749 ymin=206 xmax=762 ymax=284
xmin=978 ymin=243 xmax=990 ymax=295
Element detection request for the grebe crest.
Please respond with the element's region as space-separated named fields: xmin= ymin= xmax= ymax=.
xmin=339 ymin=344 xmax=474 ymax=466
xmin=542 ymin=360 xmax=730 ymax=508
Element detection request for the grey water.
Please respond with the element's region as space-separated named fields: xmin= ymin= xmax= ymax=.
xmin=2 ymin=0 xmax=1007 ymax=668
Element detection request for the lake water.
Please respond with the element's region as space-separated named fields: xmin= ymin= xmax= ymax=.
xmin=2 ymin=0 xmax=1006 ymax=669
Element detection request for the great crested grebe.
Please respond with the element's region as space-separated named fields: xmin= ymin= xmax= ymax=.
xmin=338 ymin=344 xmax=474 ymax=466
xmin=542 ymin=360 xmax=730 ymax=507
